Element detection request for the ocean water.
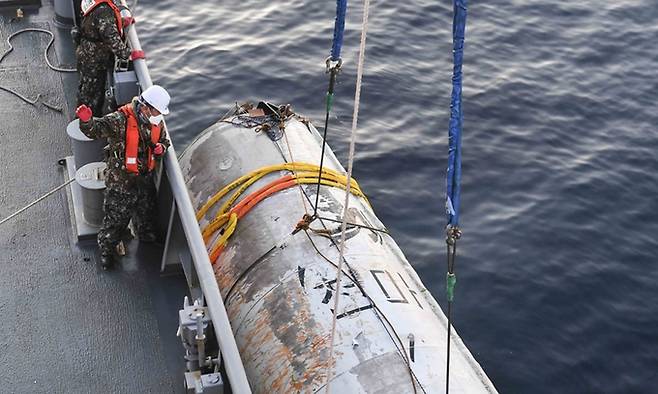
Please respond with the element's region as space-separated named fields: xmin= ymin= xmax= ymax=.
xmin=136 ymin=1 xmax=658 ymax=392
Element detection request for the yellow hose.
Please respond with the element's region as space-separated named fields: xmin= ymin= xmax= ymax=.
xmin=196 ymin=162 xmax=365 ymax=220
xmin=197 ymin=162 xmax=369 ymax=262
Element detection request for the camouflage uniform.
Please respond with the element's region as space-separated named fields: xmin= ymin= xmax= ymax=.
xmin=76 ymin=3 xmax=130 ymax=115
xmin=80 ymin=99 xmax=170 ymax=258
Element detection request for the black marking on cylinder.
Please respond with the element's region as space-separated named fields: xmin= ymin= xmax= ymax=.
xmin=371 ymin=270 xmax=390 ymax=298
xmin=409 ymin=334 xmax=415 ymax=362
xmin=322 ymin=289 xmax=332 ymax=304
xmin=298 ymin=266 xmax=305 ymax=288
xmin=398 ymin=273 xmax=424 ymax=309
xmin=371 ymin=269 xmax=409 ymax=304
xmin=322 ymin=278 xmax=337 ymax=291
xmin=336 ymin=304 xmax=374 ymax=319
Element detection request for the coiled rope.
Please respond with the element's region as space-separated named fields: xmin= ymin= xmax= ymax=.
xmin=0 ymin=28 xmax=77 ymax=73
xmin=0 ymin=28 xmax=75 ymax=111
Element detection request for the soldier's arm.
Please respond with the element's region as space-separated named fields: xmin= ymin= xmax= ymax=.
xmin=80 ymin=112 xmax=125 ymax=140
xmin=97 ymin=6 xmax=130 ymax=61
xmin=159 ymin=127 xmax=171 ymax=150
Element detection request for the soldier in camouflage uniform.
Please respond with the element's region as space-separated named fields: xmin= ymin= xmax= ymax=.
xmin=76 ymin=85 xmax=171 ymax=270
xmin=76 ymin=0 xmax=140 ymax=115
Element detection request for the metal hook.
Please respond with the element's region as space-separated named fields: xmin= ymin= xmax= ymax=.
xmin=325 ymin=56 xmax=343 ymax=73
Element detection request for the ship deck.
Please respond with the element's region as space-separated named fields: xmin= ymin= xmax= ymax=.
xmin=0 ymin=2 xmax=187 ymax=392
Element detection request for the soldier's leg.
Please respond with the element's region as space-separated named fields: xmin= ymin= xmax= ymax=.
xmin=98 ymin=188 xmax=138 ymax=268
xmin=133 ymin=175 xmax=159 ymax=243
xmin=77 ymin=62 xmax=107 ymax=116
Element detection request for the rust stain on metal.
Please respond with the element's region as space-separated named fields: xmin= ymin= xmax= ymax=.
xmin=214 ymin=257 xmax=238 ymax=292
xmin=226 ymin=279 xmax=333 ymax=393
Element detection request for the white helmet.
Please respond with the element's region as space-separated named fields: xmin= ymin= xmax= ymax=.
xmin=140 ymin=85 xmax=170 ymax=115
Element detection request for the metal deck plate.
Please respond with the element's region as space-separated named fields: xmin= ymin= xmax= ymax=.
xmin=1 ymin=7 xmax=188 ymax=393
xmin=0 ymin=0 xmax=40 ymax=7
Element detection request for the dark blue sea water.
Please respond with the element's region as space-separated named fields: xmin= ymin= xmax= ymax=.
xmin=137 ymin=1 xmax=658 ymax=392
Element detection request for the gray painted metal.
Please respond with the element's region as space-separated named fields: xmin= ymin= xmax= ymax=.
xmin=179 ymin=300 xmax=213 ymax=372
xmin=75 ymin=161 xmax=106 ymax=226
xmin=185 ymin=371 xmax=224 ymax=394
xmin=0 ymin=0 xmax=40 ymax=8
xmin=118 ymin=2 xmax=252 ymax=391
xmin=111 ymin=69 xmax=139 ymax=106
xmin=53 ymin=0 xmax=75 ymax=27
xmin=179 ymin=114 xmax=498 ymax=393
xmin=66 ymin=119 xmax=106 ymax=169
xmin=63 ymin=156 xmax=101 ymax=238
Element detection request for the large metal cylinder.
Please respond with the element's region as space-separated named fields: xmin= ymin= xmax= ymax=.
xmin=54 ymin=0 xmax=75 ymax=27
xmin=179 ymin=111 xmax=497 ymax=393
xmin=75 ymin=161 xmax=106 ymax=226
xmin=67 ymin=119 xmax=106 ymax=171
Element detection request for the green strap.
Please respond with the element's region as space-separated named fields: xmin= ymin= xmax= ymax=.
xmin=446 ymin=272 xmax=457 ymax=302
xmin=326 ymin=92 xmax=335 ymax=113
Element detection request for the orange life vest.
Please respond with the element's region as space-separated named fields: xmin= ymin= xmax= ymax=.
xmin=118 ymin=104 xmax=161 ymax=174
xmin=81 ymin=0 xmax=124 ymax=37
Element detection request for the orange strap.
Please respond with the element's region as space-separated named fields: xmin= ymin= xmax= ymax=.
xmin=119 ymin=104 xmax=161 ymax=174
xmin=82 ymin=0 xmax=124 ymax=37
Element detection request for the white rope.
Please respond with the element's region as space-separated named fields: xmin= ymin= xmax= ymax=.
xmin=0 ymin=28 xmax=77 ymax=73
xmin=0 ymin=178 xmax=76 ymax=227
xmin=324 ymin=0 xmax=371 ymax=391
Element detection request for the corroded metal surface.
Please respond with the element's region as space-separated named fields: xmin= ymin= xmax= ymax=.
xmin=180 ymin=113 xmax=498 ymax=393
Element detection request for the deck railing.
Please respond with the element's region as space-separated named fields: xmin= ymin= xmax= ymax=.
xmin=119 ymin=2 xmax=251 ymax=392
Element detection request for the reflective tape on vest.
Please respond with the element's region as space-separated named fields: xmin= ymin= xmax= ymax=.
xmin=80 ymin=0 xmax=96 ymax=14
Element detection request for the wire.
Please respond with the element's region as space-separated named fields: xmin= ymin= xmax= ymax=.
xmin=282 ymin=125 xmax=310 ymax=216
xmin=313 ymin=67 xmax=338 ymax=219
xmin=324 ymin=0 xmax=377 ymax=392
xmin=316 ymin=215 xmax=388 ymax=234
xmin=445 ymin=228 xmax=460 ymax=394
xmin=303 ymin=230 xmax=424 ymax=393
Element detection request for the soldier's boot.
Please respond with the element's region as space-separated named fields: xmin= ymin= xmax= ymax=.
xmin=100 ymin=253 xmax=115 ymax=271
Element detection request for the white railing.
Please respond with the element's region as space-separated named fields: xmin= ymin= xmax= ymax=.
xmin=120 ymin=3 xmax=252 ymax=392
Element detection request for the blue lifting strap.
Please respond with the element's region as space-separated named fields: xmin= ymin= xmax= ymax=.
xmin=330 ymin=0 xmax=347 ymax=61
xmin=446 ymin=0 xmax=467 ymax=228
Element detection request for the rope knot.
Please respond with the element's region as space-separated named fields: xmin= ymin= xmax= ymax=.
xmin=292 ymin=213 xmax=315 ymax=235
